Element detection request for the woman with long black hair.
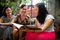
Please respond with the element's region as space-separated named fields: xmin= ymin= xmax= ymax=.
xmin=25 ymin=3 xmax=56 ymax=40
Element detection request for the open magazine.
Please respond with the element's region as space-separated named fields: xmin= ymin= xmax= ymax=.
xmin=12 ymin=23 xmax=36 ymax=29
xmin=12 ymin=23 xmax=24 ymax=29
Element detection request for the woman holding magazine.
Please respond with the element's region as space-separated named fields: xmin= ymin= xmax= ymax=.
xmin=12 ymin=4 xmax=29 ymax=40
xmin=25 ymin=3 xmax=56 ymax=40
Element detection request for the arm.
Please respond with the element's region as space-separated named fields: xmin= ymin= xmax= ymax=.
xmin=35 ymin=19 xmax=54 ymax=32
xmin=0 ymin=23 xmax=12 ymax=26
xmin=0 ymin=18 xmax=16 ymax=26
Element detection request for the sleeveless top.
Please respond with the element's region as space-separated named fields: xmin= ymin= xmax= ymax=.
xmin=1 ymin=15 xmax=16 ymax=23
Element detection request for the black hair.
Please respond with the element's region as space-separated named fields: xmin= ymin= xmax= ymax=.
xmin=20 ymin=4 xmax=26 ymax=9
xmin=28 ymin=5 xmax=34 ymax=8
xmin=36 ymin=3 xmax=49 ymax=24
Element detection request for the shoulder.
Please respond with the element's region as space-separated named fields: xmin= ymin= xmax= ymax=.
xmin=0 ymin=16 xmax=5 ymax=22
xmin=1 ymin=16 xmax=5 ymax=19
xmin=12 ymin=15 xmax=17 ymax=19
xmin=46 ymin=14 xmax=55 ymax=20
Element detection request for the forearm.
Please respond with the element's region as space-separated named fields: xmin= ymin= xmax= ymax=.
xmin=0 ymin=23 xmax=12 ymax=26
xmin=41 ymin=19 xmax=53 ymax=31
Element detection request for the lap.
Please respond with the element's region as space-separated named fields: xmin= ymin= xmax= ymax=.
xmin=25 ymin=32 xmax=56 ymax=40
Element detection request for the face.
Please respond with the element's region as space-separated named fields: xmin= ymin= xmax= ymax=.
xmin=20 ymin=6 xmax=28 ymax=15
xmin=29 ymin=6 xmax=38 ymax=17
xmin=5 ymin=7 xmax=12 ymax=16
xmin=33 ymin=6 xmax=39 ymax=17
xmin=25 ymin=6 xmax=31 ymax=16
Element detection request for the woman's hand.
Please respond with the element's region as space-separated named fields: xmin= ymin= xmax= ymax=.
xmin=34 ymin=18 xmax=41 ymax=28
xmin=21 ymin=15 xmax=30 ymax=25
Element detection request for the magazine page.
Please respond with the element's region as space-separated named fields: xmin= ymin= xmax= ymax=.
xmin=12 ymin=23 xmax=23 ymax=29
